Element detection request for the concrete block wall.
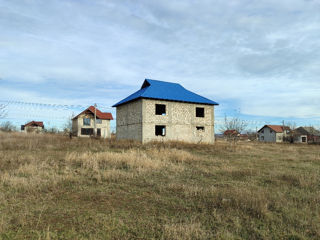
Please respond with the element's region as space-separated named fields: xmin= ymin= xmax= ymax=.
xmin=142 ymin=99 xmax=215 ymax=143
xmin=115 ymin=99 xmax=215 ymax=143
xmin=116 ymin=99 xmax=143 ymax=141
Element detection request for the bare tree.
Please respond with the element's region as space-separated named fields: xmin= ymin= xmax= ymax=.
xmin=0 ymin=121 xmax=17 ymax=132
xmin=282 ymin=121 xmax=296 ymax=143
xmin=63 ymin=118 xmax=73 ymax=133
xmin=219 ymin=115 xmax=248 ymax=142
xmin=0 ymin=103 xmax=7 ymax=119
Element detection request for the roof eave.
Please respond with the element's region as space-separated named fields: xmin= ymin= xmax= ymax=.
xmin=113 ymin=97 xmax=218 ymax=107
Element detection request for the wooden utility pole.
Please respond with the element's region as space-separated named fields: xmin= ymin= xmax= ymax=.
xmin=94 ymin=103 xmax=97 ymax=137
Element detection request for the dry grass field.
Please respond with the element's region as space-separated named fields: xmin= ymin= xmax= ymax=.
xmin=0 ymin=132 xmax=319 ymax=239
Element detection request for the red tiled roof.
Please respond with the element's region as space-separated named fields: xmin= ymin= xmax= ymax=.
xmin=258 ymin=125 xmax=289 ymax=133
xmin=24 ymin=121 xmax=44 ymax=127
xmin=223 ymin=130 xmax=239 ymax=136
xmin=73 ymin=106 xmax=113 ymax=120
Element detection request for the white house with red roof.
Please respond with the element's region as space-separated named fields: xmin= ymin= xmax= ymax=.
xmin=21 ymin=121 xmax=44 ymax=133
xmin=72 ymin=106 xmax=113 ymax=138
xmin=258 ymin=125 xmax=290 ymax=143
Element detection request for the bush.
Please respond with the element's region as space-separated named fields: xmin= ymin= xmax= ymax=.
xmin=0 ymin=121 xmax=17 ymax=132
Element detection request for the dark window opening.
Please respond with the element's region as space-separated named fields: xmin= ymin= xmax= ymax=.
xmin=155 ymin=125 xmax=166 ymax=136
xmin=196 ymin=107 xmax=205 ymax=117
xmin=81 ymin=128 xmax=93 ymax=135
xmin=97 ymin=128 xmax=101 ymax=136
xmin=196 ymin=126 xmax=205 ymax=131
xmin=302 ymin=136 xmax=307 ymax=142
xmin=83 ymin=118 xmax=91 ymax=126
xmin=21 ymin=125 xmax=25 ymax=131
xmin=96 ymin=119 xmax=102 ymax=124
xmin=155 ymin=104 xmax=166 ymax=115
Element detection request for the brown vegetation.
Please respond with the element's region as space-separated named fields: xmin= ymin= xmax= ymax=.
xmin=0 ymin=132 xmax=319 ymax=239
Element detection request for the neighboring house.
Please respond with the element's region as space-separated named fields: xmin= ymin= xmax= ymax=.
xmin=21 ymin=121 xmax=44 ymax=133
xmin=112 ymin=79 xmax=219 ymax=143
xmin=294 ymin=127 xmax=320 ymax=143
xmin=72 ymin=106 xmax=113 ymax=138
xmin=258 ymin=125 xmax=290 ymax=143
xmin=223 ymin=130 xmax=239 ymax=138
xmin=223 ymin=130 xmax=248 ymax=141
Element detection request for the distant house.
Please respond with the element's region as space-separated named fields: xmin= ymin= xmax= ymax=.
xmin=258 ymin=125 xmax=290 ymax=143
xmin=223 ymin=130 xmax=239 ymax=137
xmin=72 ymin=106 xmax=113 ymax=138
xmin=294 ymin=127 xmax=320 ymax=143
xmin=112 ymin=79 xmax=219 ymax=143
xmin=223 ymin=130 xmax=249 ymax=141
xmin=21 ymin=121 xmax=44 ymax=133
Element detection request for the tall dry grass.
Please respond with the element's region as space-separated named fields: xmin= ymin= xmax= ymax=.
xmin=0 ymin=132 xmax=319 ymax=239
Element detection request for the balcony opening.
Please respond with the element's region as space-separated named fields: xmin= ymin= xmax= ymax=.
xmin=155 ymin=125 xmax=166 ymax=136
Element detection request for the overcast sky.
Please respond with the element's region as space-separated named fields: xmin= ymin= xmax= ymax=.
xmin=1 ymin=0 xmax=320 ymax=131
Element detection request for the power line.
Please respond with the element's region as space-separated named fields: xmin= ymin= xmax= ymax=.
xmin=0 ymin=99 xmax=114 ymax=110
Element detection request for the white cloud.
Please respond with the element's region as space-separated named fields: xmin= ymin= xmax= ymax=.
xmin=0 ymin=0 xmax=319 ymax=124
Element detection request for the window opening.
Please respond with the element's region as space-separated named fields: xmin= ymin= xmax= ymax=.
xmin=196 ymin=107 xmax=204 ymax=117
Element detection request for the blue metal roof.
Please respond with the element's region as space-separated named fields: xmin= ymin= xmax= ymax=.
xmin=112 ymin=79 xmax=219 ymax=107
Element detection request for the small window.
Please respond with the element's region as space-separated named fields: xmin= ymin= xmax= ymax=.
xmin=96 ymin=119 xmax=102 ymax=124
xmin=196 ymin=126 xmax=204 ymax=131
xmin=302 ymin=137 xmax=307 ymax=142
xmin=81 ymin=128 xmax=93 ymax=135
xmin=270 ymin=130 xmax=273 ymax=133
xmin=196 ymin=107 xmax=205 ymax=117
xmin=155 ymin=104 xmax=166 ymax=115
xmin=261 ymin=130 xmax=264 ymax=133
xmin=97 ymin=128 xmax=101 ymax=136
xmin=83 ymin=118 xmax=91 ymax=126
xmin=155 ymin=125 xmax=166 ymax=136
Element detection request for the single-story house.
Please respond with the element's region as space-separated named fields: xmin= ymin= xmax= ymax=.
xmin=72 ymin=106 xmax=113 ymax=138
xmin=21 ymin=121 xmax=44 ymax=133
xmin=294 ymin=127 xmax=320 ymax=143
xmin=223 ymin=130 xmax=239 ymax=137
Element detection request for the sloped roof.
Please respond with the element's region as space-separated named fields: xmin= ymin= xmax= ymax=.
xmin=295 ymin=127 xmax=320 ymax=136
xmin=112 ymin=79 xmax=219 ymax=107
xmin=24 ymin=121 xmax=44 ymax=127
xmin=73 ymin=106 xmax=113 ymax=120
xmin=223 ymin=130 xmax=239 ymax=136
xmin=258 ymin=125 xmax=290 ymax=133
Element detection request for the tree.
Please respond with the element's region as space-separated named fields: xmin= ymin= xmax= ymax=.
xmin=282 ymin=121 xmax=296 ymax=143
xmin=0 ymin=103 xmax=7 ymax=119
xmin=219 ymin=115 xmax=248 ymax=142
xmin=63 ymin=118 xmax=73 ymax=133
xmin=45 ymin=127 xmax=59 ymax=134
xmin=0 ymin=121 xmax=17 ymax=132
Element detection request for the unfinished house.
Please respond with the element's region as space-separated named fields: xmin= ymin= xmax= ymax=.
xmin=294 ymin=127 xmax=320 ymax=143
xmin=112 ymin=79 xmax=219 ymax=143
xmin=258 ymin=125 xmax=290 ymax=143
xmin=21 ymin=121 xmax=44 ymax=133
xmin=72 ymin=106 xmax=113 ymax=138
